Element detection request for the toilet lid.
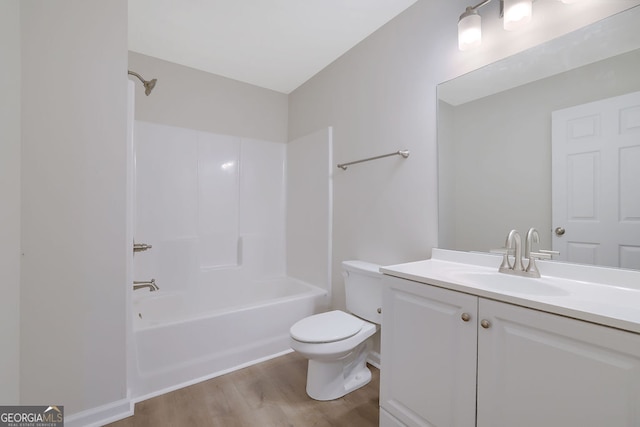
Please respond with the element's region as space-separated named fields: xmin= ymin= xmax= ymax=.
xmin=290 ymin=310 xmax=364 ymax=343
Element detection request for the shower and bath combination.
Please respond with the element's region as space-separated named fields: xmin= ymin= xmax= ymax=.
xmin=128 ymin=70 xmax=157 ymax=96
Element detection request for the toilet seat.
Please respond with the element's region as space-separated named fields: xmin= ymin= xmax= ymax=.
xmin=290 ymin=310 xmax=364 ymax=343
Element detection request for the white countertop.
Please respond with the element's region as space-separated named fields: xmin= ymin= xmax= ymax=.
xmin=380 ymin=249 xmax=640 ymax=334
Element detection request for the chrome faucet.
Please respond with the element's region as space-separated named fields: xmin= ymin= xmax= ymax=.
xmin=133 ymin=279 xmax=159 ymax=291
xmin=499 ymin=228 xmax=559 ymax=278
xmin=499 ymin=229 xmax=523 ymax=273
xmin=524 ymin=227 xmax=539 ymax=259
xmin=524 ymin=227 xmax=542 ymax=277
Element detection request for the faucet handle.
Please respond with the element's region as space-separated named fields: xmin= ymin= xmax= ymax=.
xmin=493 ymin=247 xmax=512 ymax=272
xmin=490 ymin=248 xmax=514 ymax=255
xmin=526 ymin=251 xmax=559 ymax=277
xmin=529 ymin=251 xmax=552 ymax=259
xmin=525 ymin=252 xmax=549 ymax=277
xmin=133 ymin=242 xmax=153 ymax=253
xmin=538 ymin=249 xmax=560 ymax=258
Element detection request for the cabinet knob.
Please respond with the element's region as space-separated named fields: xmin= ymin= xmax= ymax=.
xmin=461 ymin=312 xmax=471 ymax=322
xmin=377 ymin=307 xmax=382 ymax=314
xmin=480 ymin=319 xmax=491 ymax=329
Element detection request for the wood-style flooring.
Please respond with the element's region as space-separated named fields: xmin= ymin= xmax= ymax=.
xmin=106 ymin=352 xmax=380 ymax=427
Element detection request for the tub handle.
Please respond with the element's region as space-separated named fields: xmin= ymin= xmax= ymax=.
xmin=133 ymin=242 xmax=153 ymax=253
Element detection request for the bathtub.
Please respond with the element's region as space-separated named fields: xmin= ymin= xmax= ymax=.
xmin=131 ymin=277 xmax=327 ymax=399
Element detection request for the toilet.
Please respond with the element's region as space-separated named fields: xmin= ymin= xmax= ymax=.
xmin=289 ymin=260 xmax=383 ymax=401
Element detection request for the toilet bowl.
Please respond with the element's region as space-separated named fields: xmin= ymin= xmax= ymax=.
xmin=289 ymin=261 xmax=382 ymax=401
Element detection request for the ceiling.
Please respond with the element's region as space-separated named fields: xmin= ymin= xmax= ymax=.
xmin=128 ymin=0 xmax=418 ymax=94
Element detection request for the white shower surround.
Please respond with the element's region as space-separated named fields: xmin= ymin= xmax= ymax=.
xmin=131 ymin=121 xmax=332 ymax=399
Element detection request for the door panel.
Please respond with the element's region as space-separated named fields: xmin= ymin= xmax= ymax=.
xmin=552 ymin=91 xmax=640 ymax=268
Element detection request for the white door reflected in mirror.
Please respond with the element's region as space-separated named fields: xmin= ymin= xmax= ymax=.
xmin=552 ymin=91 xmax=640 ymax=269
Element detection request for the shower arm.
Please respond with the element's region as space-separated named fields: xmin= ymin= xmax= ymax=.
xmin=127 ymin=69 xmax=157 ymax=96
xmin=128 ymin=70 xmax=145 ymax=84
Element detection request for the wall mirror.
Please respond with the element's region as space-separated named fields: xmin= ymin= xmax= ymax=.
xmin=437 ymin=6 xmax=640 ymax=270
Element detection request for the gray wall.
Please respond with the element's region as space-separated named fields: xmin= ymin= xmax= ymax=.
xmin=20 ymin=0 xmax=128 ymax=416
xmin=289 ymin=0 xmax=449 ymax=310
xmin=0 ymin=0 xmax=21 ymax=404
xmin=128 ymin=52 xmax=288 ymax=143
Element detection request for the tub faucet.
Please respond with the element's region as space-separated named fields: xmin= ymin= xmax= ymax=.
xmin=133 ymin=279 xmax=158 ymax=291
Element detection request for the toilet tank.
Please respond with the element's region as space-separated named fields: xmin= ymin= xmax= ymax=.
xmin=342 ymin=260 xmax=383 ymax=325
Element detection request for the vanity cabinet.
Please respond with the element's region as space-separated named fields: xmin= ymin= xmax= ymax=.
xmin=380 ymin=275 xmax=640 ymax=427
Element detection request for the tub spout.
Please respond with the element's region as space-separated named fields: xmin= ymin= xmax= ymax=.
xmin=133 ymin=279 xmax=158 ymax=291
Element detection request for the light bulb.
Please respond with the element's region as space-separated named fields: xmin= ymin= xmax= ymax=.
xmin=458 ymin=9 xmax=482 ymax=51
xmin=503 ymin=0 xmax=532 ymax=31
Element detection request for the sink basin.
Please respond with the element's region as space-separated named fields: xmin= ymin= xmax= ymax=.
xmin=450 ymin=271 xmax=571 ymax=296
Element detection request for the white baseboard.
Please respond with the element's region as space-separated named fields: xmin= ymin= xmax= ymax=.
xmin=64 ymin=398 xmax=133 ymax=427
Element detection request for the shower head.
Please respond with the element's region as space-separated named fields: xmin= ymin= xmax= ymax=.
xmin=144 ymin=78 xmax=157 ymax=96
xmin=128 ymin=70 xmax=157 ymax=96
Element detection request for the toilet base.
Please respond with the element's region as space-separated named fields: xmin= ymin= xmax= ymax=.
xmin=305 ymin=339 xmax=372 ymax=401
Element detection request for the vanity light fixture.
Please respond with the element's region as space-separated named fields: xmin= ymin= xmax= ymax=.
xmin=458 ymin=0 xmax=581 ymax=51
xmin=458 ymin=4 xmax=484 ymax=51
xmin=503 ymin=0 xmax=532 ymax=31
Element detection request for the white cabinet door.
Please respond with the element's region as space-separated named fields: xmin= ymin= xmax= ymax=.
xmin=477 ymin=298 xmax=640 ymax=427
xmin=380 ymin=276 xmax=477 ymax=427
